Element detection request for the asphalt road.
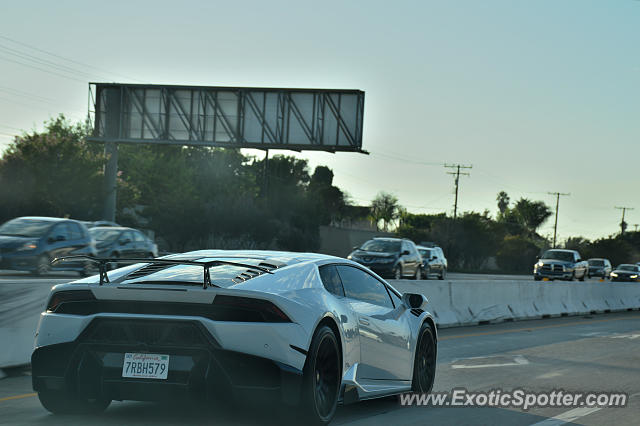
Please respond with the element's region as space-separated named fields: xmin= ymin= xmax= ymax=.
xmin=1 ymin=312 xmax=639 ymax=425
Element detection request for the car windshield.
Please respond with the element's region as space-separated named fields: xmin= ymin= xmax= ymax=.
xmin=0 ymin=218 xmax=53 ymax=237
xmin=617 ymin=265 xmax=638 ymax=272
xmin=90 ymin=228 xmax=122 ymax=242
xmin=418 ymin=249 xmax=432 ymax=258
xmin=360 ymin=240 xmax=401 ymax=253
xmin=542 ymin=251 xmax=574 ymax=262
xmin=588 ymin=260 xmax=604 ymax=266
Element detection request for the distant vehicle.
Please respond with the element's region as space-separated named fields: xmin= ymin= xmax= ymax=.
xmin=416 ymin=245 xmax=447 ymax=280
xmin=89 ymin=227 xmax=158 ymax=261
xmin=347 ymin=237 xmax=423 ymax=280
xmin=0 ymin=216 xmax=96 ymax=275
xmin=587 ymin=258 xmax=612 ymax=279
xmin=610 ymin=264 xmax=640 ymax=282
xmin=32 ymin=250 xmax=437 ymax=424
xmin=533 ymin=249 xmax=588 ymax=281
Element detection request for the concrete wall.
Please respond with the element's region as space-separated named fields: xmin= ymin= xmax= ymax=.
xmin=391 ymin=279 xmax=640 ymax=328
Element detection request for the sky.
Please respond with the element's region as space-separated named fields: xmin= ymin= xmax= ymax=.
xmin=0 ymin=0 xmax=638 ymax=241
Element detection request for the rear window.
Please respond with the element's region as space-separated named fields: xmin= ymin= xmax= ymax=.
xmin=588 ymin=260 xmax=604 ymax=266
xmin=124 ymin=257 xmax=277 ymax=288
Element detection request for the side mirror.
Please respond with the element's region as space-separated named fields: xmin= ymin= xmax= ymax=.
xmin=402 ymin=293 xmax=428 ymax=309
xmin=402 ymin=250 xmax=410 ymax=256
xmin=352 ymin=246 xmax=360 ymax=251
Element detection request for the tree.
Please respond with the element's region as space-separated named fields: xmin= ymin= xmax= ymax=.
xmin=0 ymin=115 xmax=105 ymax=222
xmin=497 ymin=191 xmax=510 ymax=215
xmin=371 ymin=192 xmax=401 ymax=231
xmin=512 ymin=198 xmax=552 ymax=237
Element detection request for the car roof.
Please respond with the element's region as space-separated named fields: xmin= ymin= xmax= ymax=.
xmin=372 ymin=237 xmax=405 ymax=241
xmin=545 ymin=249 xmax=575 ymax=253
xmin=15 ymin=216 xmax=68 ymax=222
xmin=416 ymin=245 xmax=433 ymax=250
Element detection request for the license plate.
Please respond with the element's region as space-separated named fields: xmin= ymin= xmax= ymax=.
xmin=122 ymin=353 xmax=169 ymax=379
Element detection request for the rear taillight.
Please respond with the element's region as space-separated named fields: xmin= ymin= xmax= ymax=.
xmin=47 ymin=290 xmax=96 ymax=312
xmin=211 ymin=295 xmax=291 ymax=322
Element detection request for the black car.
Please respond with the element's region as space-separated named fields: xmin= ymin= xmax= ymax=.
xmin=0 ymin=216 xmax=96 ymax=275
xmin=610 ymin=264 xmax=640 ymax=282
xmin=587 ymin=258 xmax=612 ymax=279
xmin=347 ymin=237 xmax=423 ymax=280
xmin=89 ymin=227 xmax=158 ymax=261
xmin=416 ymin=245 xmax=447 ymax=280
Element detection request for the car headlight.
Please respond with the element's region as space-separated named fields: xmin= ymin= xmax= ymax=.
xmin=610 ymin=272 xmax=618 ymax=277
xmin=536 ymin=261 xmax=544 ymax=267
xmin=17 ymin=240 xmax=38 ymax=251
xmin=631 ymin=275 xmax=638 ymax=279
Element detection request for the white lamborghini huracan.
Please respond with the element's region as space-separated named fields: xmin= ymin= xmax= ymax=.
xmin=32 ymin=250 xmax=437 ymax=425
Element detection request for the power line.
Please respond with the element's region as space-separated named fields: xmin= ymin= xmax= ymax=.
xmin=548 ymin=192 xmax=570 ymax=248
xmin=0 ymin=34 xmax=142 ymax=82
xmin=444 ymin=164 xmax=472 ymax=219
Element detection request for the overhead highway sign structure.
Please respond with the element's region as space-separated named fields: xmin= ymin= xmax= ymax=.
xmin=88 ymin=83 xmax=365 ymax=152
xmin=87 ymin=83 xmax=366 ymax=221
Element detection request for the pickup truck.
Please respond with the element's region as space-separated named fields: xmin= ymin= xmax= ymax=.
xmin=533 ymin=249 xmax=589 ymax=281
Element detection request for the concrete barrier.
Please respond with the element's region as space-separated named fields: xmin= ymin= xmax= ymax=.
xmin=0 ymin=279 xmax=63 ymax=369
xmin=3 ymin=276 xmax=640 ymax=370
xmin=391 ymin=279 xmax=640 ymax=328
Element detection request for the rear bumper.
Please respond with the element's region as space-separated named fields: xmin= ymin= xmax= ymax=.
xmin=32 ymin=318 xmax=303 ymax=405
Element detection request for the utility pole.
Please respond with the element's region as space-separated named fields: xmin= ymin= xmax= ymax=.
xmin=444 ymin=164 xmax=472 ymax=219
xmin=615 ymin=206 xmax=634 ymax=235
xmin=548 ymin=192 xmax=570 ymax=248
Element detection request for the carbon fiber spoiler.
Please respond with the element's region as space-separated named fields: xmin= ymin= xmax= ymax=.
xmin=51 ymin=255 xmax=274 ymax=289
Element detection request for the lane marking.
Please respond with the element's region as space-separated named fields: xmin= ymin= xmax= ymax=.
xmin=440 ymin=315 xmax=640 ymax=341
xmin=610 ymin=334 xmax=640 ymax=339
xmin=0 ymin=392 xmax=37 ymax=402
xmin=452 ymin=355 xmax=529 ymax=369
xmin=528 ymin=407 xmax=601 ymax=426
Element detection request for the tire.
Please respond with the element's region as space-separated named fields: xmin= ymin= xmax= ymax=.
xmin=413 ymin=267 xmax=422 ymax=280
xmin=300 ymin=325 xmax=341 ymax=425
xmin=438 ymin=268 xmax=446 ymax=280
xmin=393 ymin=265 xmax=403 ymax=280
xmin=579 ymin=271 xmax=585 ymax=282
xmin=423 ymin=266 xmax=430 ymax=280
xmin=38 ymin=390 xmax=110 ymax=415
xmin=412 ymin=323 xmax=437 ymax=393
xmin=34 ymin=255 xmax=50 ymax=276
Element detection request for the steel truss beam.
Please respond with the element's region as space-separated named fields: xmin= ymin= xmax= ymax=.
xmin=89 ymin=83 xmax=366 ymax=153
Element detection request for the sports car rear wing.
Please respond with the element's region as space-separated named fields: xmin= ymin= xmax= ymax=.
xmin=51 ymin=255 xmax=274 ymax=289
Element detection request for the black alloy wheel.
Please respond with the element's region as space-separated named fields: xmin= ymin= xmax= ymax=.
xmin=412 ymin=323 xmax=437 ymax=393
xmin=438 ymin=268 xmax=446 ymax=280
xmin=301 ymin=325 xmax=341 ymax=425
